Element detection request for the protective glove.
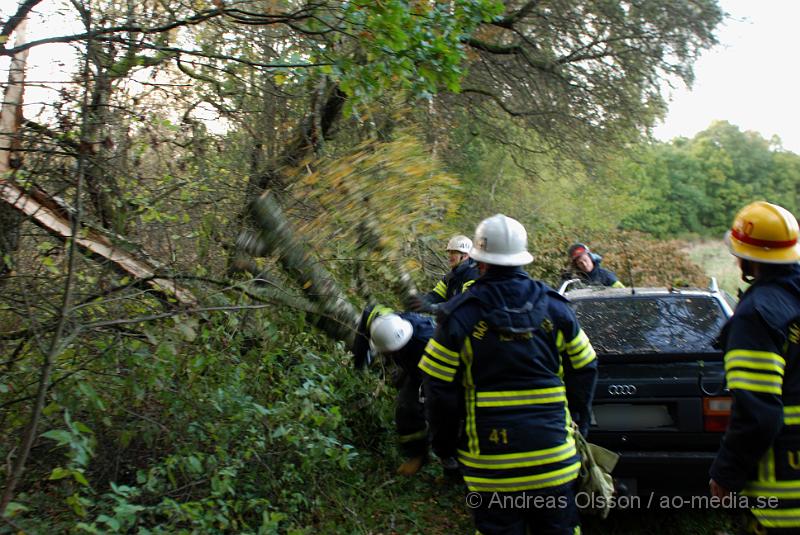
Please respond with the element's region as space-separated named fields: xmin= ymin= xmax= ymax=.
xmin=351 ymin=333 xmax=371 ymax=370
xmin=405 ymin=294 xmax=425 ymax=312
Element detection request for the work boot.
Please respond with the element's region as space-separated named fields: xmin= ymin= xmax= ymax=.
xmin=396 ymin=455 xmax=427 ymax=476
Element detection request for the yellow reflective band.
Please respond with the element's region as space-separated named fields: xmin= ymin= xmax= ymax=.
xmin=570 ymin=346 xmax=596 ymax=369
xmin=745 ymin=480 xmax=800 ymax=499
xmin=725 ymin=349 xmax=786 ymax=375
xmin=727 ymin=370 xmax=782 ymax=395
xmin=458 ymin=439 xmax=576 ymax=469
xmin=758 ymin=448 xmax=775 ymax=482
xmin=611 ymin=281 xmax=625 ymax=288
xmin=463 ymin=461 xmax=581 ymax=493
xmin=463 ymin=338 xmax=479 ymax=454
xmin=751 ymin=507 xmax=800 ymax=528
xmin=567 ymin=337 xmax=589 ymax=355
xmin=433 ymin=280 xmax=447 ymax=299
xmin=366 ymin=305 xmax=393 ymax=329
xmin=418 ymin=356 xmax=456 ymax=382
xmin=428 ymin=339 xmax=458 ymax=358
xmin=556 ymin=331 xmax=565 ymax=352
xmin=425 ymin=339 xmax=460 ymax=366
xmin=566 ymin=330 xmax=588 ymax=352
xmin=785 ymin=406 xmax=800 ymax=425
xmin=462 ymin=280 xmax=476 ymax=292
xmin=398 ymin=428 xmax=428 ymax=443
xmin=768 ymin=447 xmax=776 ymax=482
xmin=476 ymin=386 xmax=566 ymax=407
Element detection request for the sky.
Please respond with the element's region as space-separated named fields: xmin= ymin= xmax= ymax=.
xmin=653 ymin=0 xmax=800 ymax=153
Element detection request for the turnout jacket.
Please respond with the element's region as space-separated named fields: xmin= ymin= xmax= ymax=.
xmin=710 ymin=264 xmax=800 ymax=529
xmin=352 ymin=304 xmax=435 ymax=373
xmin=576 ymin=263 xmax=623 ymax=288
xmin=419 ymin=266 xmax=598 ymax=493
xmin=424 ymin=258 xmax=480 ymax=306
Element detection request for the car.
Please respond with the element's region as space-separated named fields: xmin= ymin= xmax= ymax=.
xmin=560 ymin=278 xmax=737 ymax=495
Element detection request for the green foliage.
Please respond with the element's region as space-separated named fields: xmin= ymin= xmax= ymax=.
xmin=335 ymin=0 xmax=503 ymax=112
xmin=3 ymin=310 xmax=412 ymax=533
xmin=441 ymin=111 xmax=645 ymax=236
xmin=621 ymin=121 xmax=800 ymax=238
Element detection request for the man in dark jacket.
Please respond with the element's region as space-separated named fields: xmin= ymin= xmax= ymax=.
xmin=709 ymin=201 xmax=800 ymax=534
xmin=566 ymin=243 xmax=624 ymax=288
xmin=420 ymin=215 xmax=598 ymax=535
xmin=410 ymin=235 xmax=479 ymax=313
xmin=352 ymin=304 xmax=436 ymax=476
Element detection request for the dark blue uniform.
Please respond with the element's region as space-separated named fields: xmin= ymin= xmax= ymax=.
xmin=575 ymin=259 xmax=622 ymax=288
xmin=711 ymin=264 xmax=800 ymax=533
xmin=353 ymin=305 xmax=435 ymax=457
xmin=423 ymin=258 xmax=480 ymax=308
xmin=419 ymin=267 xmax=598 ymax=534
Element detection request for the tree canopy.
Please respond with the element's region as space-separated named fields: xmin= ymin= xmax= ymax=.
xmin=620 ymin=121 xmax=800 ymax=238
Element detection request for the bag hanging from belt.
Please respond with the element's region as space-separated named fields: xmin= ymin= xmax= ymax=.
xmin=575 ymin=430 xmax=619 ymax=519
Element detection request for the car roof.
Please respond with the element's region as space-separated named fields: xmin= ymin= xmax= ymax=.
xmin=564 ymin=287 xmax=719 ymax=300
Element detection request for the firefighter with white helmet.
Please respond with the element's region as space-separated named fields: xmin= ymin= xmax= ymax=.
xmin=351 ymin=304 xmax=441 ymax=476
xmin=710 ymin=201 xmax=800 ymax=534
xmin=420 ymin=214 xmax=598 ymax=534
xmin=409 ymin=234 xmax=479 ymax=313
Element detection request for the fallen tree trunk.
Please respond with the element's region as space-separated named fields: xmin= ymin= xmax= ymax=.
xmin=0 ymin=1 xmax=35 ymax=281
xmin=238 ymin=191 xmax=359 ymax=346
xmin=0 ymin=180 xmax=197 ymax=306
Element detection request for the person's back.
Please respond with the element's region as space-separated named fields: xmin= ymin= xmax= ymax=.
xmin=421 ymin=215 xmax=597 ymax=535
xmin=431 ymin=268 xmax=593 ymax=477
xmin=709 ymin=201 xmax=800 ymax=533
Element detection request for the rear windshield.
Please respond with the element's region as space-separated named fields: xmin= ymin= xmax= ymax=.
xmin=572 ymin=295 xmax=727 ymax=355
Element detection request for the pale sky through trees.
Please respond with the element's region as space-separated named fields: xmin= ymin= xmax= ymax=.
xmin=2 ymin=0 xmax=799 ymax=153
xmin=653 ymin=0 xmax=800 ymax=153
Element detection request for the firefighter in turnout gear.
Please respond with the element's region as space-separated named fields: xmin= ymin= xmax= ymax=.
xmin=409 ymin=235 xmax=479 ymax=313
xmin=709 ymin=201 xmax=800 ymax=534
xmin=420 ymin=214 xmax=598 ymax=534
xmin=565 ymin=243 xmax=624 ymax=288
xmin=351 ymin=304 xmax=436 ymax=476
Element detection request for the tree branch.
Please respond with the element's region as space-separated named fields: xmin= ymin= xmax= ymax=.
xmin=0 ymin=0 xmax=42 ymax=40
xmin=493 ymin=0 xmax=539 ymax=29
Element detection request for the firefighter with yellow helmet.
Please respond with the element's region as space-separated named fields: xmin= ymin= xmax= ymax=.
xmin=710 ymin=201 xmax=800 ymax=534
xmin=420 ymin=214 xmax=597 ymax=534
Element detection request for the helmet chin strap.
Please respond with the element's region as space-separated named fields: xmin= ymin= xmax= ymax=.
xmin=740 ymin=258 xmax=756 ymax=284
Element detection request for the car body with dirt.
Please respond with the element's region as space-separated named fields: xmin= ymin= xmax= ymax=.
xmin=560 ymin=279 xmax=736 ymax=495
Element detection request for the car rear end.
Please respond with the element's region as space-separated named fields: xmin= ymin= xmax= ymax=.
xmin=568 ymin=287 xmax=734 ymax=495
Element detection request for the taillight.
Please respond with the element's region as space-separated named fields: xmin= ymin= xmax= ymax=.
xmin=703 ymin=396 xmax=732 ymax=432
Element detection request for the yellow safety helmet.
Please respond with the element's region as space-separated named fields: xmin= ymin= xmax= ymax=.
xmin=725 ymin=201 xmax=800 ymax=264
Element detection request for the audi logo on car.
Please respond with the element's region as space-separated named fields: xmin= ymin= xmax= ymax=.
xmin=608 ymin=384 xmax=637 ymax=396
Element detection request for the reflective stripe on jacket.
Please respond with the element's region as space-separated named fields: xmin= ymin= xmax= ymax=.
xmin=425 ymin=258 xmax=480 ymax=304
xmin=420 ymin=266 xmax=598 ymax=493
xmin=710 ymin=264 xmax=800 ymax=528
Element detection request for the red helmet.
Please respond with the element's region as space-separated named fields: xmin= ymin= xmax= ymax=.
xmin=568 ymin=243 xmax=590 ymax=262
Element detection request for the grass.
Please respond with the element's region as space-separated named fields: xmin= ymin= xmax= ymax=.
xmin=359 ymin=466 xmax=737 ymax=534
xmin=682 ymin=239 xmax=746 ymax=297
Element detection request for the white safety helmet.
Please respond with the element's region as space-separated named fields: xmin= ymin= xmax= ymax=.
xmin=369 ymin=314 xmax=413 ymax=354
xmin=446 ymin=235 xmax=473 ymax=254
xmin=469 ymin=214 xmax=534 ymax=267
